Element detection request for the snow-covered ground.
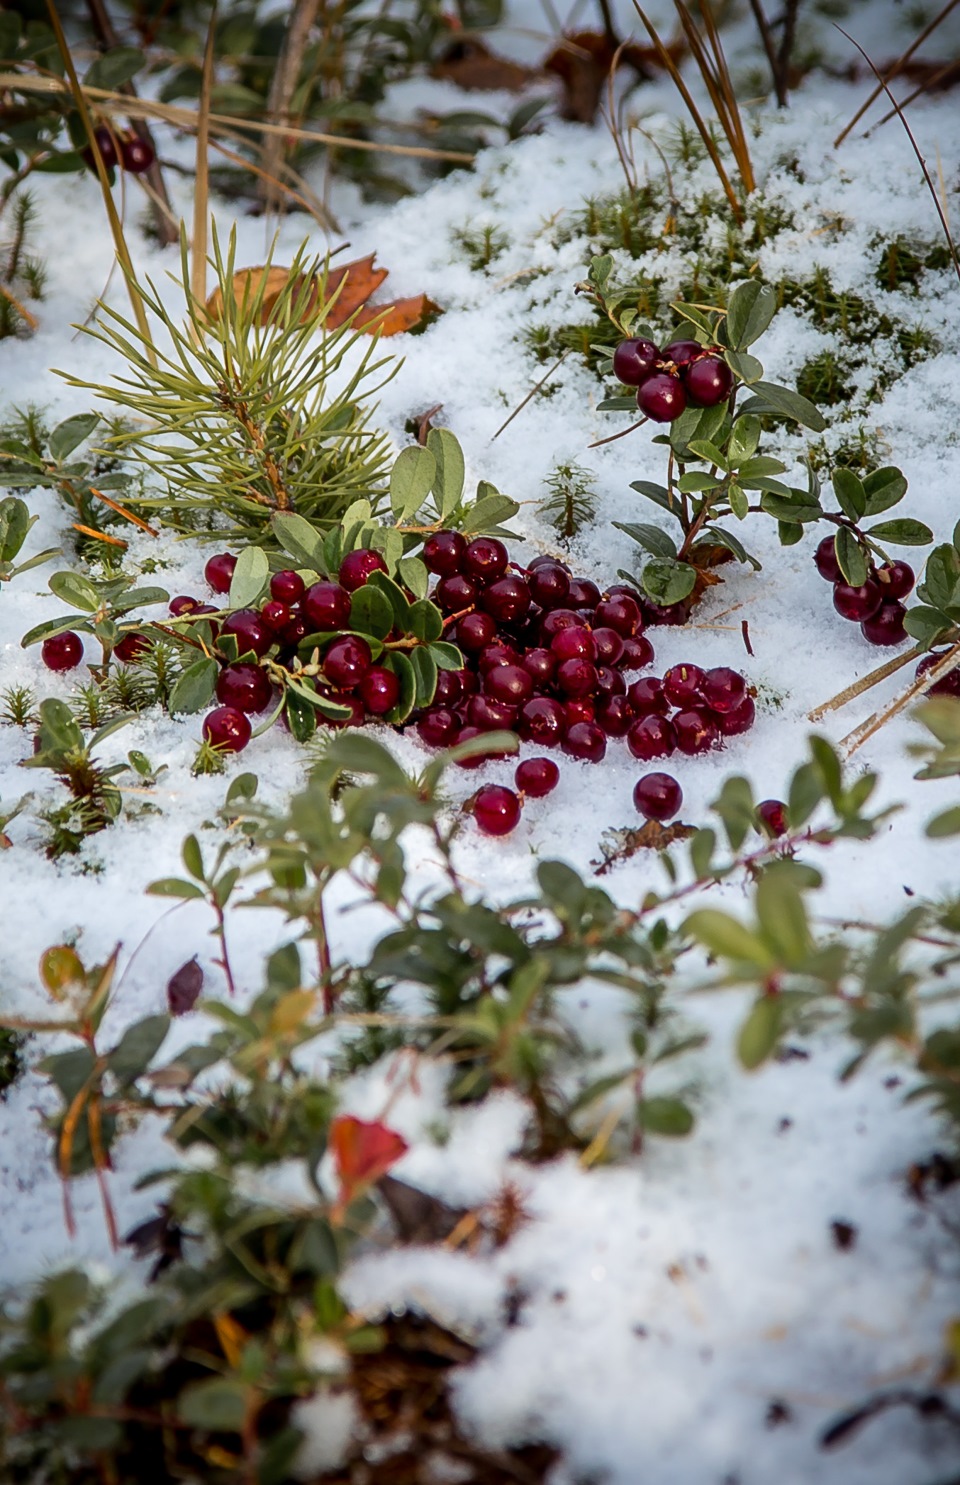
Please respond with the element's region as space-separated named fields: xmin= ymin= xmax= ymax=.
xmin=2 ymin=1 xmax=960 ymax=1479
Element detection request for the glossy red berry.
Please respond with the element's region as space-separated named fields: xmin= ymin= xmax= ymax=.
xmin=596 ymin=694 xmax=634 ymax=736
xmin=633 ymin=772 xmax=682 ymax=822
xmin=567 ymin=578 xmax=602 ymax=610
xmin=91 ymin=123 xmax=118 ymax=169
xmin=627 ymin=714 xmax=676 ymax=761
xmin=215 ymin=662 xmax=272 ymax=714
xmin=521 ymin=647 xmax=556 ymax=686
xmin=455 ymin=611 xmax=496 ymax=651
xmin=833 ymin=580 xmax=882 ymax=622
xmin=813 ymin=534 xmax=841 ymax=582
xmin=303 ymin=581 xmax=352 ymax=631
xmin=628 ymin=676 xmax=669 ymax=715
xmin=562 ymin=720 xmax=606 ymax=763
xmin=663 ymin=663 xmax=705 ymax=708
xmin=638 ymin=372 xmax=687 ymax=422
xmin=556 ymin=658 xmax=598 ymax=697
xmin=715 ymin=693 xmax=755 ymax=736
xmin=613 ymin=337 xmax=661 ymax=385
xmin=592 ymin=627 xmax=624 ymax=666
xmin=478 ymin=640 xmax=522 ymax=673
xmin=437 ymin=573 xmax=479 ymax=612
xmin=661 ymin=339 xmax=702 ymax=367
xmin=42 ymin=631 xmax=83 ymax=672
xmin=595 ymin=595 xmax=642 ymax=636
xmin=320 ymin=694 xmax=365 ymax=730
xmin=619 ymin=634 xmax=655 ymax=671
xmin=757 ymin=799 xmax=788 ymax=838
xmin=359 ymin=665 xmax=401 ymax=714
xmin=485 ymin=664 xmax=534 ymax=706
xmin=222 ymin=608 xmax=273 ymax=658
xmin=203 ymin=705 xmax=251 ymax=752
xmin=516 ymin=757 xmax=560 ymax=798
xmin=473 ymin=784 xmax=522 ymax=836
xmin=281 ymin=615 xmax=310 ymax=648
xmin=684 ymin=355 xmax=734 ymax=407
xmin=540 ymin=608 xmax=588 ymax=641
xmin=204 ymin=552 xmax=237 ymax=594
xmin=528 ymin=563 xmax=571 ymax=609
xmin=463 ymin=537 xmax=508 ymax=584
xmin=434 ymin=669 xmax=464 ymax=706
xmin=170 ymin=595 xmax=202 ymax=617
xmin=877 ymin=561 xmax=914 ymax=600
xmin=270 ymin=569 xmax=306 ymax=604
xmin=339 ymin=548 xmax=388 ymax=591
xmin=701 ymin=667 xmax=747 ymax=714
xmin=120 ymin=135 xmax=155 ymax=174
xmin=423 ymin=530 xmax=466 ymax=576
xmin=260 ymin=600 xmax=291 ymax=633
xmin=467 ymin=694 xmax=518 ymax=731
xmin=480 ymin=575 xmax=531 ymax=624
xmin=916 ymin=653 xmax=960 ymax=697
xmin=323 ymin=635 xmax=372 ymax=688
xmin=563 ymin=698 xmax=595 ymax=727
xmin=673 ymin=708 xmax=719 ymax=755
xmin=551 ymin=625 xmax=596 ymax=662
xmin=595 ymin=665 xmax=626 ymax=697
xmin=113 ymin=631 xmax=150 ymax=664
xmin=860 ymin=600 xmax=907 ymax=647
xmin=417 ymin=707 xmax=460 ymax=748
xmin=519 ymin=696 xmax=567 ymax=746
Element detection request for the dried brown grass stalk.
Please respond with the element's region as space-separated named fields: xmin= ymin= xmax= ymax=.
xmin=840 ymin=641 xmax=960 ymax=756
xmin=834 ymin=0 xmax=960 ymax=147
xmin=191 ymin=4 xmax=217 ymax=311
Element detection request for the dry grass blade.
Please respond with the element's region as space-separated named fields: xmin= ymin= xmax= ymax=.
xmin=834 ymin=0 xmax=960 ymax=146
xmin=834 ymin=25 xmax=960 ymax=288
xmin=841 ymin=641 xmax=960 ymax=755
xmin=261 ymin=0 xmax=321 ymax=214
xmin=696 ymin=0 xmax=755 ymax=192
xmin=808 ymin=643 xmax=924 ymax=721
xmin=209 ymin=135 xmax=334 ymax=231
xmin=631 ymin=2 xmax=744 ymax=222
xmin=0 ymin=280 xmax=39 ymax=331
xmin=72 ymin=522 xmax=127 ymax=547
xmin=491 ymin=350 xmax=568 ymax=440
xmin=191 ymin=4 xmax=217 ymax=311
xmin=89 ymin=486 xmax=157 ymax=535
xmin=44 ymin=2 xmax=157 ymax=366
xmin=867 ymin=59 xmax=960 ymax=135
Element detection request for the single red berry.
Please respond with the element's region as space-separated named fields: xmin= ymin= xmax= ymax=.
xmin=321 ymin=694 xmax=366 ymax=730
xmin=113 ymin=631 xmax=150 ymax=664
xmin=478 ymin=640 xmax=522 ymax=673
xmin=455 ymin=611 xmax=496 ymax=651
xmin=860 ymin=600 xmax=907 ymax=647
xmin=661 ymin=339 xmax=702 ymax=367
xmin=518 ymin=696 xmax=567 ymax=746
xmin=203 ymin=706 xmax=251 ymax=753
xmin=473 ymin=784 xmax=522 ymax=836
xmin=457 ymin=667 xmax=479 ymax=698
xmin=595 ymin=665 xmax=626 ymax=697
xmin=92 ymin=123 xmax=118 ymax=169
xmin=480 ymin=575 xmax=531 ymax=624
xmin=120 ymin=135 xmax=155 ymax=174
xmin=528 ymin=563 xmax=571 ymax=609
xmin=437 ymin=573 xmax=479 ymax=611
xmin=528 ymin=554 xmax=571 ymax=572
xmin=701 ymin=667 xmax=747 ymax=714
xmin=463 ymin=537 xmax=508 ymax=584
xmin=595 ymin=595 xmax=642 ymax=636
xmin=423 ymin=530 xmax=466 ymax=576
xmin=757 ymin=799 xmax=788 ymax=838
xmin=619 ymin=634 xmax=655 ymax=671
xmin=562 ymin=720 xmax=606 ymax=763
xmin=640 ymin=597 xmax=690 ymax=626
xmin=339 ymin=548 xmax=388 ymax=591
xmin=551 ymin=625 xmax=596 ymax=662
xmin=42 ymin=631 xmax=84 ymax=672
xmin=663 ymin=663 xmax=705 ymax=708
xmin=434 ymin=669 xmax=464 ymax=706
xmin=522 ymin=647 xmax=557 ymax=686
xmin=204 ymin=552 xmax=237 ymax=594
xmin=613 ymin=337 xmax=661 ymax=386
xmin=170 ymin=595 xmax=202 ymax=617
xmin=715 ymin=692 xmax=755 ymax=736
xmin=468 ymin=694 xmax=518 ymax=731
xmin=456 ymin=726 xmax=513 ymax=768
xmin=540 ymin=608 xmax=588 ymax=641
xmin=222 ymin=608 xmax=273 ymax=658
xmin=556 ymin=657 xmax=599 ymax=697
xmin=215 ymin=662 xmax=272 ymax=714
xmin=566 ymin=579 xmax=601 ymax=612
xmin=813 ymin=534 xmax=841 ymax=582
xmin=916 ymin=652 xmax=960 ymax=697
xmin=485 ymin=664 xmax=534 ymax=706
xmin=683 ymin=355 xmax=734 ymax=407
xmin=260 ymin=600 xmax=291 ymax=633
xmin=633 ymin=772 xmax=682 ymax=822
xmin=596 ymin=694 xmax=634 ymax=736
xmin=281 ymin=615 xmax=310 ymax=647
xmin=638 ymin=372 xmax=687 ymax=422
xmin=833 ymin=579 xmax=882 ymax=622
xmin=303 ymin=581 xmax=352 ymax=631
xmin=673 ymin=708 xmax=719 ymax=755
xmin=417 ymin=707 xmax=460 ymax=748
xmin=563 ymin=698 xmax=595 ymax=727
xmin=876 ymin=561 xmax=914 ymax=600
xmin=359 ymin=665 xmax=401 ymax=714
xmin=592 ymin=626 xmax=624 ymax=666
xmin=270 ymin=569 xmax=306 ymax=604
xmin=627 ymin=714 xmax=676 ymax=761
xmin=628 ymin=676 xmax=669 ymax=715
xmin=516 ymin=756 xmax=560 ymax=798
xmin=324 ymin=635 xmax=372 ymax=688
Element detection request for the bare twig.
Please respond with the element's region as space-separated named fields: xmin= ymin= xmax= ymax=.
xmin=260 ymin=0 xmax=322 ymax=215
xmin=833 ymin=0 xmax=960 ymax=147
xmin=191 ymin=3 xmax=216 ymax=310
xmin=776 ymin=0 xmax=801 ymax=102
xmin=867 ymin=58 xmax=960 ymax=135
xmin=841 ymin=641 xmax=960 ymax=756
xmin=588 ymin=415 xmax=648 ymax=448
xmin=491 ymin=351 xmax=569 ymax=440
xmin=745 ymin=0 xmax=784 ymax=105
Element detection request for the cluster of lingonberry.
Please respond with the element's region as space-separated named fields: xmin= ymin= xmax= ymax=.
xmin=812 ymin=536 xmax=913 ymax=646
xmin=612 ymin=337 xmax=735 ymax=423
xmin=83 ymin=124 xmax=155 ymax=176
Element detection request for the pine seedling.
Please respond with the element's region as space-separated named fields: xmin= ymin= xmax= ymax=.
xmin=60 ymin=226 xmax=397 ymax=543
xmin=538 ymin=460 xmax=598 ymax=542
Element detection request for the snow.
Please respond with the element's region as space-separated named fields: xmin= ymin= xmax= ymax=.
xmin=2 ymin=1 xmax=960 ymax=1479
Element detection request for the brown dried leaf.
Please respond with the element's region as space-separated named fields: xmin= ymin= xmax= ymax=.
xmin=593 ymin=819 xmax=695 ymax=874
xmin=378 ymin=1174 xmax=467 ymax=1245
xmin=352 ymin=293 xmax=442 ymax=336
xmin=167 ymin=956 xmax=203 ymax=1016
xmin=206 ymin=256 xmax=439 ymax=338
xmin=323 ymin=254 xmax=390 ymax=327
xmin=431 ymin=37 xmax=541 ymax=91
xmin=544 ymin=30 xmax=676 ymax=123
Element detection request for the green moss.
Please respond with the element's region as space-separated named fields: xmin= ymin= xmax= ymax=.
xmin=451 ymin=221 xmax=509 ymax=272
xmin=796 ymin=350 xmax=856 ymax=406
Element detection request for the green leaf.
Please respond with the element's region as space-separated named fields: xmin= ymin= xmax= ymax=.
xmin=927 ymin=805 xmax=960 ymax=838
xmin=429 ymin=640 xmax=464 ymax=670
xmin=397 ymin=556 xmax=428 ymax=600
xmin=48 ymin=413 xmax=100 ymax=462
xmin=779 ymin=520 xmax=803 ymax=547
xmin=726 ymin=281 xmax=777 ymax=349
xmin=537 ymin=860 xmax=586 ymax=922
xmin=728 ymin=415 xmax=761 ymax=463
xmin=641 ymin=559 xmax=696 ymax=607
xmin=406 ymin=599 xmax=444 ymax=643
xmin=84 ymin=46 xmax=145 ymax=91
xmin=738 ymin=381 xmax=826 ymax=431
xmin=110 ymin=586 xmax=169 ymax=615
xmin=460 ymin=492 xmax=520 ymax=535
xmin=737 ymin=996 xmax=783 ymax=1069
xmin=349 ymin=583 xmax=395 ymax=640
xmin=228 ymin=547 xmax=269 ymax=609
xmin=0 ymin=496 xmax=32 ymax=562
xmin=711 ymin=775 xmax=756 ymax=851
xmin=390 ymin=445 xmax=436 ymax=522
xmin=788 ymin=761 xmax=822 ymax=825
xmin=182 ymin=834 xmax=204 ymax=881
xmin=285 ymin=688 xmax=317 ymax=742
xmin=728 ymin=483 xmax=749 ymax=520
xmin=169 ymin=657 xmax=218 ymax=716
xmin=678 ymin=471 xmax=720 ymax=494
xmin=271 ymin=512 xmax=324 ymax=568
xmin=904 ymin=606 xmax=951 ymax=645
xmin=410 ymin=644 xmax=438 ymax=708
xmin=756 ymin=864 xmax=810 ymax=966
xmin=109 ymin=1015 xmax=170 ymax=1088
xmin=760 ymin=493 xmax=822 ymax=523
xmin=701 ymin=525 xmax=761 ymax=569
xmin=638 ymin=1096 xmax=695 ymax=1136
xmin=383 ymin=650 xmax=417 ymax=724
xmin=834 ymin=527 xmax=868 ymax=587
xmin=684 ymin=909 xmax=773 ymax=969
xmin=866 ymin=518 xmax=933 ymax=546
xmin=426 ymin=428 xmax=465 ymax=518
xmin=832 ymin=468 xmax=866 ymax=521
xmin=225 ymin=771 xmax=258 ymax=806
xmin=628 ymin=480 xmax=675 ymax=513
xmin=48 ymin=569 xmax=101 ymax=613
xmin=146 ymin=878 xmax=205 ymax=900
xmin=862 ymin=466 xmax=908 ymax=516
xmin=178 ymin=1377 xmax=248 ymax=1432
xmin=367 ymin=570 xmax=411 ymax=629
xmin=724 ymin=349 xmax=763 ymax=382
xmin=689 ymin=827 xmax=716 ymax=878
xmin=613 ymin=521 xmax=678 ymax=559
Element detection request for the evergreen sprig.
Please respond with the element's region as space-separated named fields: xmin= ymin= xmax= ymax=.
xmin=59 ymin=227 xmax=397 ymax=542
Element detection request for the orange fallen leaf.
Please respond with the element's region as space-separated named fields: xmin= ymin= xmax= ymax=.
xmin=206 ymin=256 xmax=440 ymax=337
xmin=323 ymin=254 xmax=389 ymax=326
xmin=352 ymin=294 xmax=442 ymax=336
xmin=330 ymin=1114 xmax=408 ymax=1208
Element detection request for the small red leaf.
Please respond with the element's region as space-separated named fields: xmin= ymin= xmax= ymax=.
xmin=329 ymin=1114 xmax=408 ymax=1205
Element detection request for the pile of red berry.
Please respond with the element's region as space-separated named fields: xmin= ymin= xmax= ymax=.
xmin=612 ymin=337 xmax=735 ymax=423
xmin=83 ymin=124 xmax=155 ymax=176
xmin=812 ymin=536 xmax=913 ymax=647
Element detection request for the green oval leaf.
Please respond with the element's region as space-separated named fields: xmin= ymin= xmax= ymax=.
xmin=866 ymin=518 xmax=933 ymax=547
xmin=227 ymin=547 xmax=269 ymax=609
xmin=168 ymin=657 xmax=218 ymax=716
xmin=640 ymin=559 xmax=696 ymax=607
xmin=834 ymin=527 xmax=867 ymax=587
xmin=737 ymin=995 xmax=783 ymax=1070
xmin=49 ymin=570 xmax=101 ymax=613
xmin=638 ymin=1095 xmax=695 ymax=1136
xmin=390 ymin=445 xmax=437 ymax=522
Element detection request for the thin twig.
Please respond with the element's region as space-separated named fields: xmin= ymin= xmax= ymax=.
xmin=866 ymin=58 xmax=960 ymax=136
xmin=491 ymin=350 xmax=569 ymax=440
xmin=833 ymin=0 xmax=960 ymax=147
xmin=840 ymin=641 xmax=960 ymax=756
xmin=588 ymin=415 xmax=648 ymax=448
xmin=191 ymin=3 xmax=217 ymax=310
xmin=745 ymin=0 xmax=785 ymax=106
xmin=808 ymin=643 xmax=924 ymax=721
xmin=775 ymin=0 xmax=801 ymax=102
xmin=260 ymin=0 xmax=322 ymax=214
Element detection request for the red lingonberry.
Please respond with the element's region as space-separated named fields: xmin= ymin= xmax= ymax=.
xmin=860 ymin=600 xmax=907 ymax=647
xmin=661 ymin=339 xmax=702 ymax=367
xmin=595 ymin=665 xmax=626 ymax=697
xmin=91 ymin=123 xmax=118 ymax=169
xmin=222 ymin=608 xmax=273 ymax=658
xmin=339 ymin=548 xmax=388 ymax=591
xmin=701 ymin=667 xmax=747 ymax=714
xmin=833 ymin=580 xmax=882 ymax=622
xmin=417 ymin=707 xmax=460 ymax=748
xmin=813 ymin=535 xmax=841 ymax=582
xmin=455 ymin=611 xmax=496 ymax=651
xmin=592 ymin=626 xmax=624 ymax=666
xmin=323 ymin=635 xmax=372 ymax=688
xmin=516 ymin=756 xmax=560 ymax=798
xmin=281 ymin=615 xmax=310 ymax=647
xmin=360 ymin=666 xmax=401 ymax=715
xmin=303 ymin=582 xmax=352 ymax=631
xmin=528 ymin=563 xmax=571 ymax=609
xmin=521 ymin=647 xmax=557 ymax=686
xmin=120 ymin=135 xmax=154 ymax=174
xmin=437 ymin=573 xmax=479 ymax=611
xmin=876 ymin=561 xmax=914 ymax=600
xmin=478 ymin=640 xmax=522 ymax=673
xmin=633 ymin=772 xmax=682 ymax=822
xmin=619 ymin=634 xmax=655 ymax=671
xmin=673 ymin=708 xmax=719 ymax=756
xmin=757 ymin=799 xmax=788 ymax=838
xmin=113 ymin=631 xmax=150 ymax=664
xmin=467 ymin=694 xmax=518 ymax=731
xmin=423 ymin=530 xmax=466 ymax=576
xmin=480 ymin=575 xmax=531 ymax=624
xmin=613 ymin=337 xmax=661 ymax=385
xmin=683 ymin=355 xmax=734 ymax=407
xmin=434 ymin=669 xmax=464 ymax=706
xmin=215 ymin=663 xmax=272 ymax=714
xmin=627 ymin=714 xmax=676 ymax=761
xmin=561 ymin=720 xmax=606 ymax=763
xmin=551 ymin=626 xmax=596 ymax=662
xmin=556 ymin=657 xmax=599 ymax=697
xmin=463 ymin=537 xmax=508 ymax=584
xmin=563 ymin=698 xmax=595 ymax=727
xmin=596 ymin=694 xmax=634 ymax=737
xmin=473 ymin=784 xmax=522 ymax=836
xmin=595 ymin=595 xmax=642 ymax=636
xmin=485 ymin=664 xmax=534 ymax=706
xmin=540 ymin=608 xmax=588 ymax=641
xmin=715 ymin=693 xmax=755 ymax=736
xmin=916 ymin=652 xmax=960 ymax=697
xmin=203 ymin=706 xmax=251 ymax=752
xmin=260 ymin=600 xmax=291 ymax=632
xmin=205 ymin=552 xmax=237 ymax=594
xmin=169 ymin=595 xmax=202 ymax=616
xmin=628 ymin=676 xmax=669 ymax=715
xmin=567 ymin=578 xmax=602 ymax=611
xmin=518 ymin=696 xmax=567 ymax=746
xmin=42 ymin=631 xmax=84 ymax=672
xmin=663 ymin=663 xmax=705 ymax=708
xmin=270 ymin=569 xmax=306 ymax=604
